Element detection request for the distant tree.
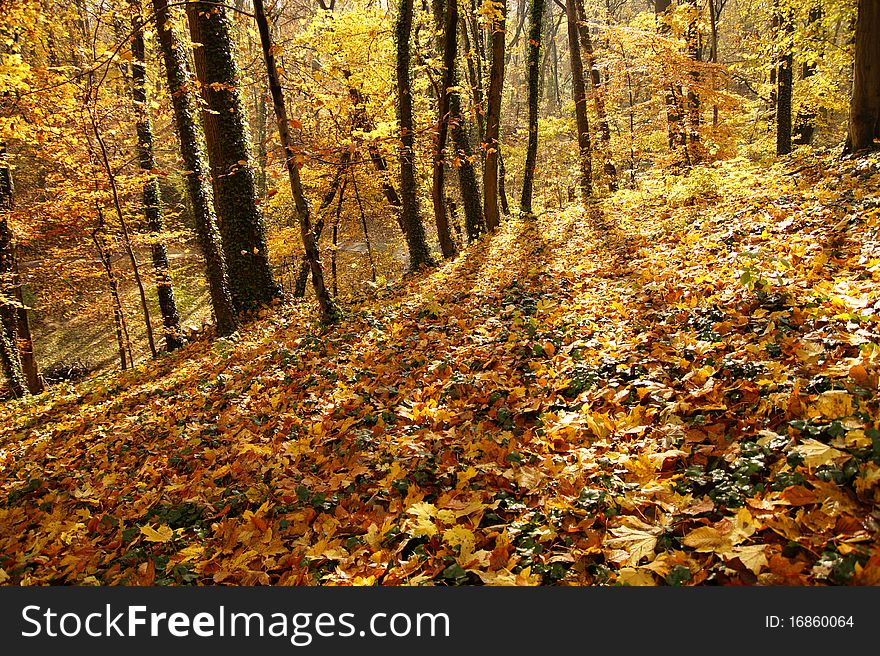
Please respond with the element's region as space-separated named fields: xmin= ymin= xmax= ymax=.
xmin=774 ymin=3 xmax=794 ymax=156
xmin=845 ymin=0 xmax=880 ymax=153
xmin=566 ymin=0 xmax=592 ymax=200
xmin=152 ymin=0 xmax=238 ymax=337
xmin=520 ymin=0 xmax=544 ymax=215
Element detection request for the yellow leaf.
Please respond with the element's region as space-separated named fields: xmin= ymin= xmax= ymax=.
xmin=728 ymin=545 xmax=768 ymax=575
xmin=604 ymin=516 xmax=663 ymax=566
xmin=617 ymin=567 xmax=657 ymax=586
xmin=793 ymin=438 xmax=846 ymax=469
xmin=813 ymin=390 xmax=854 ymax=419
xmin=140 ymin=524 xmax=173 ymax=543
xmin=730 ymin=507 xmax=757 ymax=544
xmin=443 ymin=526 xmax=476 ymax=561
xmin=682 ymin=526 xmax=732 ymax=553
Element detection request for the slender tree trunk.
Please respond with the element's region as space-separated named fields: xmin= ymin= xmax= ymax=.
xmin=575 ymin=0 xmax=616 ymax=190
xmin=449 ymin=29 xmax=486 ymax=241
xmin=187 ymin=1 xmax=280 ymax=312
xmin=774 ymin=3 xmax=793 ymax=156
xmin=92 ymin=223 xmax=130 ymax=371
xmin=432 ymin=0 xmax=458 ymax=258
xmin=89 ymin=110 xmax=158 ymax=358
xmin=293 ymin=151 xmax=350 ymax=298
xmin=845 ymin=0 xmax=880 ymax=153
xmin=520 ymin=0 xmax=544 ymax=214
xmin=460 ymin=12 xmax=486 ymax=145
xmin=331 ymin=177 xmax=346 ymax=298
xmin=483 ymin=0 xmax=506 ymax=230
xmin=566 ymin=0 xmax=592 ymax=201
xmin=254 ymin=0 xmax=341 ymax=322
xmin=130 ymin=4 xmax=183 ymax=352
xmin=394 ymin=0 xmax=434 ymax=269
xmin=444 ymin=0 xmax=485 ymax=242
xmin=685 ymin=0 xmax=702 ymax=162
xmin=152 ymin=0 xmax=238 ymax=336
xmin=708 ymin=0 xmax=719 ymax=128
xmin=351 ymin=172 xmax=377 ymax=283
xmin=13 ymin=272 xmax=43 ymax=393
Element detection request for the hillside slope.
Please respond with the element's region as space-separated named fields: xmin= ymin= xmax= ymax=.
xmin=1 ymin=154 xmax=879 ymax=586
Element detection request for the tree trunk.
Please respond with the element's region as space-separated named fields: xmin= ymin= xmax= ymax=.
xmin=483 ymin=0 xmax=506 ymax=230
xmin=13 ymin=273 xmax=43 ymax=394
xmin=566 ymin=0 xmax=592 ymax=201
xmin=92 ymin=220 xmax=131 ymax=371
xmin=846 ymin=0 xmax=880 ymax=153
xmin=685 ymin=0 xmax=702 ymax=163
xmin=460 ymin=11 xmax=486 ymax=145
xmin=90 ymin=109 xmax=158 ymax=359
xmin=152 ymin=0 xmax=238 ymax=336
xmin=394 ymin=0 xmax=434 ymax=269
xmin=293 ymin=151 xmax=350 ymax=298
xmin=0 ymin=206 xmax=27 ymax=398
xmin=520 ymin=0 xmax=544 ymax=215
xmin=774 ymin=3 xmax=793 ymax=156
xmin=131 ymin=3 xmax=183 ymax=352
xmin=446 ymin=0 xmax=485 ymax=241
xmin=187 ymin=1 xmax=280 ymax=313
xmin=575 ymin=0 xmax=616 ymax=190
xmin=708 ymin=0 xmax=719 ymax=128
xmin=432 ymin=0 xmax=458 ymax=258
xmin=130 ymin=4 xmax=183 ymax=352
xmin=254 ymin=0 xmax=341 ymax=322
xmin=0 ymin=143 xmax=42 ymax=395
xmin=794 ymin=4 xmax=822 ymax=145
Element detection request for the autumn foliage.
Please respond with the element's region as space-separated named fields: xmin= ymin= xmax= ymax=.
xmin=1 ymin=152 xmax=879 ymax=586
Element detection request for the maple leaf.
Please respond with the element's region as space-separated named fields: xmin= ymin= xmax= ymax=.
xmin=604 ymin=516 xmax=664 ymax=566
xmin=140 ymin=524 xmax=174 ymax=543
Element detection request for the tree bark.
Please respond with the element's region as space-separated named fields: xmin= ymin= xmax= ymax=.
xmin=152 ymin=0 xmax=239 ymax=336
xmin=566 ymin=0 xmax=592 ymax=201
xmin=446 ymin=0 xmax=485 ymax=241
xmin=483 ymin=0 xmax=507 ymax=230
xmin=90 ymin=109 xmax=158 ymax=359
xmin=685 ymin=0 xmax=702 ymax=163
xmin=774 ymin=3 xmax=793 ymax=156
xmin=520 ymin=0 xmax=544 ymax=214
xmin=92 ymin=217 xmax=132 ymax=372
xmin=846 ymin=0 xmax=880 ymax=153
xmin=187 ymin=2 xmax=280 ymax=313
xmin=0 ymin=143 xmax=42 ymax=395
xmin=0 ymin=207 xmax=28 ymax=398
xmin=254 ymin=0 xmax=341 ymax=322
xmin=395 ymin=0 xmax=434 ymax=269
xmin=575 ymin=0 xmax=616 ymax=190
xmin=130 ymin=4 xmax=183 ymax=352
xmin=793 ymin=4 xmax=822 ymax=145
xmin=432 ymin=0 xmax=458 ymax=258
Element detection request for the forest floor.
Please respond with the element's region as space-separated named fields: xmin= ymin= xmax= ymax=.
xmin=1 ymin=151 xmax=879 ymax=586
